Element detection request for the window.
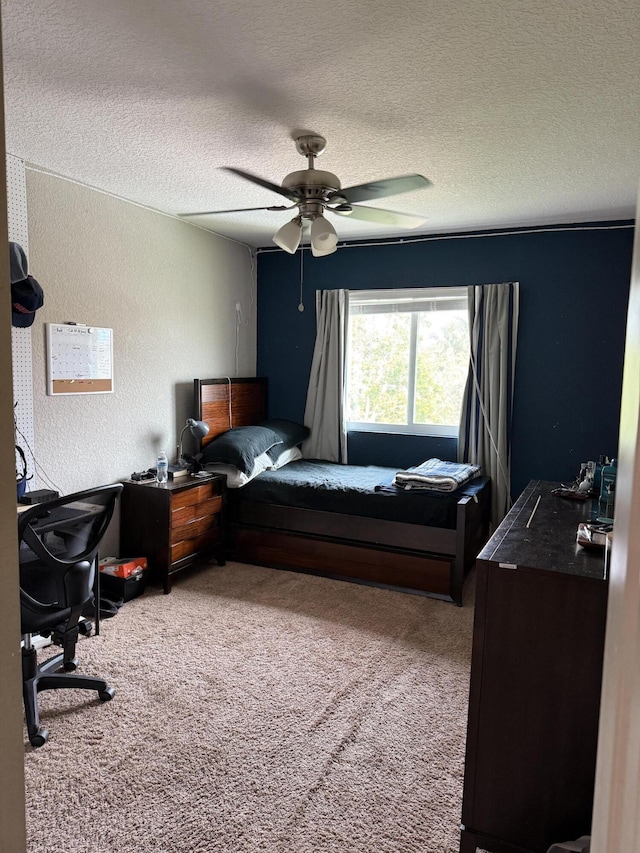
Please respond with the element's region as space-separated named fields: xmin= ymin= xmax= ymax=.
xmin=346 ymin=287 xmax=470 ymax=437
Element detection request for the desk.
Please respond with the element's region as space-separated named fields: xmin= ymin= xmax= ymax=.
xmin=460 ymin=480 xmax=609 ymax=853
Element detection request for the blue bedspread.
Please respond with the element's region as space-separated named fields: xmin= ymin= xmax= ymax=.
xmin=228 ymin=459 xmax=489 ymax=529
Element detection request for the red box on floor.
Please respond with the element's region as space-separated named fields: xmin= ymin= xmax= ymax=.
xmin=99 ymin=557 xmax=147 ymax=579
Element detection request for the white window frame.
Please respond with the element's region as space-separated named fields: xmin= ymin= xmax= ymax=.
xmin=346 ymin=287 xmax=469 ymax=438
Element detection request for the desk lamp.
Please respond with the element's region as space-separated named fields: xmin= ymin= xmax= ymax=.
xmin=177 ymin=418 xmax=210 ymax=468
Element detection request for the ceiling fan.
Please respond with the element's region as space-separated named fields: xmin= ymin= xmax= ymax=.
xmin=179 ymin=134 xmax=432 ymax=257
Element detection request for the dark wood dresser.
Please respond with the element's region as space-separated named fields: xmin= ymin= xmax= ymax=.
xmin=460 ymin=480 xmax=609 ymax=853
xmin=120 ymin=474 xmax=226 ymax=594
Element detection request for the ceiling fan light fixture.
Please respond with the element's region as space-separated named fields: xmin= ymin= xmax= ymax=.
xmin=273 ymin=217 xmax=302 ymax=254
xmin=311 ymin=241 xmax=338 ymax=258
xmin=310 ymin=215 xmax=338 ymax=256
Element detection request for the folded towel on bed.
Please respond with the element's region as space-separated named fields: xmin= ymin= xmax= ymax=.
xmin=393 ymin=458 xmax=482 ymax=492
xmin=375 ymin=474 xmax=488 ymax=498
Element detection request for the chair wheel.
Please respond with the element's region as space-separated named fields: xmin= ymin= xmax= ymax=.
xmin=63 ymin=657 xmax=78 ymax=672
xmin=30 ymin=727 xmax=49 ymax=748
xmin=98 ymin=687 xmax=115 ymax=702
xmin=78 ymin=620 xmax=93 ymax=636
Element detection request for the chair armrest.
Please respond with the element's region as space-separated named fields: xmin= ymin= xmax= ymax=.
xmin=20 ymin=588 xmax=60 ymax=614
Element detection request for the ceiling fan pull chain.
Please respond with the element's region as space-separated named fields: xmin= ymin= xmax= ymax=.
xmin=298 ymin=246 xmax=305 ymax=312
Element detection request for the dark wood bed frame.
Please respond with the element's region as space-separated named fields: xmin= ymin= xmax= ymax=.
xmin=195 ymin=377 xmax=491 ymax=605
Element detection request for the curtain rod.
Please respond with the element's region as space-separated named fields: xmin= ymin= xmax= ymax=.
xmin=256 ymin=221 xmax=634 ymax=254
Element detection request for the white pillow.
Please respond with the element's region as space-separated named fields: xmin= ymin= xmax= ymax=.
xmin=269 ymin=445 xmax=303 ymax=470
xmin=204 ymin=450 xmax=273 ymax=488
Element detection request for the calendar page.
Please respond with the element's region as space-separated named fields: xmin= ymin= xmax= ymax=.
xmin=46 ymin=324 xmax=113 ymax=395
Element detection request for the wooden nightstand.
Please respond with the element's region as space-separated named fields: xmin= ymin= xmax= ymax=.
xmin=120 ymin=474 xmax=226 ymax=594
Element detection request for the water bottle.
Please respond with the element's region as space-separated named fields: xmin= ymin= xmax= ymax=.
xmin=593 ymin=455 xmax=607 ymax=496
xmin=156 ymin=450 xmax=168 ymax=484
xmin=604 ymin=483 xmax=615 ymax=520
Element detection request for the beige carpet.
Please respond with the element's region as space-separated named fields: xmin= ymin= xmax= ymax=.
xmin=23 ymin=563 xmax=475 ymax=853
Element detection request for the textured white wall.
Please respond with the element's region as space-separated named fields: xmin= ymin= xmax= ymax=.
xmin=24 ymin=169 xmax=256 ymax=548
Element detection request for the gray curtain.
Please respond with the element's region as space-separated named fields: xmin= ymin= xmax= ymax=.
xmin=458 ymin=282 xmax=519 ymax=528
xmin=303 ymin=289 xmax=349 ymax=462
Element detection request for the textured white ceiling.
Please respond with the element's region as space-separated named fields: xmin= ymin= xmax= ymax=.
xmin=2 ymin=0 xmax=639 ymax=249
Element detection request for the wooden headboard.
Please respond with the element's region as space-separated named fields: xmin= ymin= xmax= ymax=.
xmin=194 ymin=377 xmax=268 ymax=447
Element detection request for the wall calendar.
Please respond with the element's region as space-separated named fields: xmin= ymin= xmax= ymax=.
xmin=46 ymin=323 xmax=114 ymax=395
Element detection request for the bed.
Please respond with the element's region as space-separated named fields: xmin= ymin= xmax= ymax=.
xmin=194 ymin=377 xmax=491 ymax=605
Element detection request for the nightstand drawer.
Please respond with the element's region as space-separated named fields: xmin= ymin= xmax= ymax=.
xmin=171 ymin=481 xmax=221 ymax=511
xmin=171 ymin=496 xmax=223 ymax=527
xmin=171 ymin=512 xmax=221 ymax=545
xmin=171 ymin=529 xmax=221 ymax=563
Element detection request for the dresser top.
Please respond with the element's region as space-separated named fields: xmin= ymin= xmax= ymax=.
xmin=124 ymin=473 xmax=224 ymax=493
xmin=477 ymin=479 xmax=607 ymax=580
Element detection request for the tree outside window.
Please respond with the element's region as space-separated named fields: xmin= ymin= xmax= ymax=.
xmin=346 ymin=288 xmax=469 ymax=437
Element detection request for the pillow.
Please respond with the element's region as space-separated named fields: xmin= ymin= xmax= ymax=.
xmin=204 ymin=451 xmax=273 ymax=488
xmin=200 ymin=425 xmax=283 ymax=474
xmin=261 ymin=419 xmax=310 ymax=461
xmin=269 ymin=445 xmax=303 ymax=470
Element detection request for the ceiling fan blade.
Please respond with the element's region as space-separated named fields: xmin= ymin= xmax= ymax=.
xmin=329 ymin=174 xmax=431 ymax=204
xmin=223 ymin=167 xmax=301 ymax=201
xmin=179 ymin=205 xmax=291 ymax=217
xmin=329 ymin=204 xmax=427 ymax=229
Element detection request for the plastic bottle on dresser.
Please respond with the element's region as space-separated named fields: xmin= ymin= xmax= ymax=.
xmin=599 ymin=458 xmax=617 ymax=501
xmin=599 ymin=458 xmax=617 ymax=519
xmin=156 ymin=450 xmax=168 ymax=484
xmin=603 ymin=483 xmax=615 ymax=520
xmin=593 ymin=456 xmax=607 ymax=496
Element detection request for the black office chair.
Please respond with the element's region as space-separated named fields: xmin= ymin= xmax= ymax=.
xmin=19 ymin=483 xmax=123 ymax=747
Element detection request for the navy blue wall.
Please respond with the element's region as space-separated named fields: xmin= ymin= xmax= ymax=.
xmin=256 ymin=222 xmax=633 ymax=499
